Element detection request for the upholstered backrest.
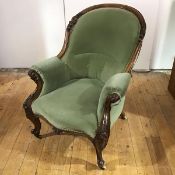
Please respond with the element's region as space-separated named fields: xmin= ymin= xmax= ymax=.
xmin=62 ymin=7 xmax=142 ymax=82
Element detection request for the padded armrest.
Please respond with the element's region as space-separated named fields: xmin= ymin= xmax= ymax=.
xmin=97 ymin=73 xmax=131 ymax=120
xmin=31 ymin=56 xmax=72 ymax=96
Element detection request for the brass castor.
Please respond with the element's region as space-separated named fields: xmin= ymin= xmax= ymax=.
xmin=97 ymin=159 xmax=106 ymax=170
xmin=120 ymin=112 xmax=128 ymax=120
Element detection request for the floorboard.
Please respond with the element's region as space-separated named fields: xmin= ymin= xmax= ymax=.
xmin=0 ymin=71 xmax=174 ymax=175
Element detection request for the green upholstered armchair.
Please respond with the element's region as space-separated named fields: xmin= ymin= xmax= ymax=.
xmin=23 ymin=4 xmax=146 ymax=170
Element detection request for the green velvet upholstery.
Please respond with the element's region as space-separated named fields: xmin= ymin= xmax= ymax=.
xmin=30 ymin=7 xmax=141 ymax=138
xmin=97 ymin=73 xmax=131 ymax=123
xmin=32 ymin=78 xmax=103 ymax=137
xmin=32 ymin=57 xmax=74 ymax=96
xmin=32 ymin=76 xmax=127 ymax=137
xmin=63 ymin=8 xmax=140 ymax=82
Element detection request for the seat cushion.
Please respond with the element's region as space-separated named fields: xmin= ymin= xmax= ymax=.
xmin=32 ymin=78 xmax=104 ymax=138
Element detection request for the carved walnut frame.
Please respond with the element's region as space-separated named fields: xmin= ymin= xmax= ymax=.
xmin=23 ymin=4 xmax=146 ymax=170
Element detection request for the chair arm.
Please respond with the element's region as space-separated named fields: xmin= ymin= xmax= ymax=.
xmin=31 ymin=56 xmax=72 ymax=96
xmin=97 ymin=73 xmax=131 ymax=121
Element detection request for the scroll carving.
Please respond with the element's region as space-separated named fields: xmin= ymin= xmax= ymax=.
xmin=93 ymin=93 xmax=120 ymax=169
xmin=23 ymin=70 xmax=43 ymax=138
xmin=67 ymin=12 xmax=83 ymax=32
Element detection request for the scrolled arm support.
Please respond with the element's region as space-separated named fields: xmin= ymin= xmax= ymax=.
xmin=94 ymin=93 xmax=120 ymax=148
xmin=93 ymin=93 xmax=120 ymax=169
xmin=23 ymin=69 xmax=43 ymax=138
xmin=23 ymin=69 xmax=43 ymax=115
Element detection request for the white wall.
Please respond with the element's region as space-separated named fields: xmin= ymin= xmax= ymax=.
xmin=2 ymin=0 xmax=173 ymax=70
xmin=0 ymin=0 xmax=65 ymax=68
xmin=64 ymin=0 xmax=159 ymax=70
xmin=150 ymin=0 xmax=175 ymax=69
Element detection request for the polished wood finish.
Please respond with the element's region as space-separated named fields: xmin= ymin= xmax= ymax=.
xmin=93 ymin=93 xmax=120 ymax=169
xmin=1 ymin=71 xmax=175 ymax=174
xmin=23 ymin=70 xmax=43 ymax=138
xmin=168 ymin=58 xmax=175 ymax=99
xmin=23 ymin=4 xmax=146 ymax=170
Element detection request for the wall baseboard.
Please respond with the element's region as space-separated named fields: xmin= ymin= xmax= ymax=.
xmin=0 ymin=68 xmax=29 ymax=73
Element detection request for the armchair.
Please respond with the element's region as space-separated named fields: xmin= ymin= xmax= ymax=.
xmin=23 ymin=4 xmax=146 ymax=170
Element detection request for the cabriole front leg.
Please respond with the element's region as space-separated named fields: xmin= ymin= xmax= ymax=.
xmin=23 ymin=102 xmax=41 ymax=139
xmin=93 ymin=134 xmax=108 ymax=170
xmin=30 ymin=117 xmax=41 ymax=138
xmin=23 ymin=69 xmax=43 ymax=139
xmin=94 ymin=93 xmax=120 ymax=169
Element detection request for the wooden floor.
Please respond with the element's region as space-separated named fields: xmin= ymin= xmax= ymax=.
xmin=0 ymin=71 xmax=175 ymax=175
